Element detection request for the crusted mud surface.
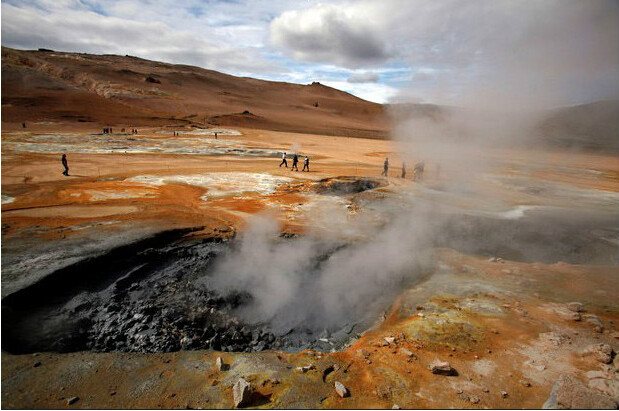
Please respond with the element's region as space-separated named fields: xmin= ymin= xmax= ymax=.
xmin=2 ymin=125 xmax=619 ymax=409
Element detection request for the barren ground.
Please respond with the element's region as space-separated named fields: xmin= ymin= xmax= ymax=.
xmin=2 ymin=123 xmax=619 ymax=409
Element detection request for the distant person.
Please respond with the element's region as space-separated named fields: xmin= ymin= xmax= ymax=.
xmin=303 ymin=156 xmax=310 ymax=172
xmin=22 ymin=122 xmax=26 ymax=129
xmin=401 ymin=162 xmax=406 ymax=178
xmin=61 ymin=154 xmax=69 ymax=176
xmin=279 ymin=152 xmax=288 ymax=168
xmin=381 ymin=157 xmax=389 ymax=176
xmin=291 ymin=153 xmax=299 ymax=171
xmin=414 ymin=161 xmax=425 ymax=181
xmin=215 ymin=132 xmax=218 ymax=139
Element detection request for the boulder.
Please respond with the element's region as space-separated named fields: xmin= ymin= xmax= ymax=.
xmin=588 ymin=378 xmax=619 ymax=398
xmin=233 ymin=378 xmax=251 ymax=408
xmin=566 ymin=302 xmax=584 ymax=312
xmin=543 ymin=375 xmax=617 ymax=409
xmin=583 ymin=343 xmax=614 ymax=364
xmin=295 ymin=364 xmax=315 ymax=373
xmin=335 ymin=381 xmax=349 ymax=398
xmin=400 ymin=348 xmax=414 ymax=357
xmin=429 ymin=360 xmax=457 ymax=376
xmin=384 ymin=337 xmax=396 ymax=345
xmin=215 ymin=357 xmax=225 ymax=371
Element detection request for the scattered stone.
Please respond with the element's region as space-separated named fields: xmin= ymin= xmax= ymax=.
xmin=400 ymin=348 xmax=414 ymax=357
xmin=500 ymin=391 xmax=508 ymax=399
xmin=487 ymin=349 xmax=492 ymax=354
xmin=215 ymin=357 xmax=225 ymax=371
xmin=417 ymin=312 xmax=425 ymax=318
xmin=583 ymin=343 xmax=613 ymax=364
xmin=543 ymin=375 xmax=618 ymax=409
xmin=594 ymin=326 xmax=604 ymax=334
xmin=384 ymin=337 xmax=396 ymax=345
xmin=583 ymin=314 xmax=603 ymax=327
xmin=233 ymin=378 xmax=251 ymax=408
xmin=67 ymin=397 xmax=79 ymax=406
xmin=520 ymin=380 xmax=531 ymax=387
xmin=459 ymin=393 xmax=470 ymax=401
xmin=469 ymin=395 xmax=480 ymax=404
xmin=474 ymin=355 xmax=479 ymax=360
xmin=296 ymin=364 xmax=315 ymax=373
xmin=456 ymin=389 xmax=463 ymax=394
xmin=33 ymin=361 xmax=42 ymax=368
xmin=429 ymin=360 xmax=457 ymax=376
xmin=110 ymin=391 xmax=116 ymax=396
xmin=416 ymin=305 xmax=424 ymax=310
xmin=491 ymin=329 xmax=499 ymax=334
xmin=610 ymin=331 xmax=619 ymax=340
xmin=392 ymin=404 xmax=400 ymax=409
xmin=335 ymin=381 xmax=349 ymax=398
xmin=482 ymin=387 xmax=489 ymax=393
xmin=588 ymin=378 xmax=619 ymax=398
xmin=567 ymin=302 xmax=584 ymax=312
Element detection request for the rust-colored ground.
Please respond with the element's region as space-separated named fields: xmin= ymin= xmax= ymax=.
xmin=2 ymin=123 xmax=619 ymax=409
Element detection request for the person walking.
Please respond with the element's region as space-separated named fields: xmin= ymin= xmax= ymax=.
xmin=401 ymin=161 xmax=406 ymax=178
xmin=61 ymin=153 xmax=69 ymax=176
xmin=414 ymin=161 xmax=425 ymax=181
xmin=291 ymin=153 xmax=299 ymax=171
xmin=279 ymin=152 xmax=288 ymax=168
xmin=381 ymin=157 xmax=389 ymax=176
xmin=303 ymin=156 xmax=310 ymax=172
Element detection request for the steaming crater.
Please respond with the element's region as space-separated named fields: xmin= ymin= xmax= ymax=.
xmin=2 ymin=192 xmax=616 ymax=356
xmin=1 ymin=230 xmax=412 ymax=355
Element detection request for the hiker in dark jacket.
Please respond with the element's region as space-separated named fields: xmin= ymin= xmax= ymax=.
xmin=61 ymin=153 xmax=69 ymax=176
xmin=291 ymin=153 xmax=299 ymax=171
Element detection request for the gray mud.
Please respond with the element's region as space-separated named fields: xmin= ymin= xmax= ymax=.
xmin=1 ymin=230 xmax=382 ymax=355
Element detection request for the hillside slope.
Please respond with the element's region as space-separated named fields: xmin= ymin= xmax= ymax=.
xmin=537 ymin=100 xmax=619 ymax=152
xmin=1 ymin=47 xmax=389 ymax=138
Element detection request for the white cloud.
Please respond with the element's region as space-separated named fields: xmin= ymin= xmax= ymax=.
xmin=270 ymin=3 xmax=390 ymax=68
xmin=0 ymin=1 xmax=288 ymax=75
xmin=270 ymin=0 xmax=619 ymax=107
xmin=347 ymin=72 xmax=379 ymax=83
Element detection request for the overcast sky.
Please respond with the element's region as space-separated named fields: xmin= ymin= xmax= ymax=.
xmin=2 ymin=0 xmax=618 ymax=105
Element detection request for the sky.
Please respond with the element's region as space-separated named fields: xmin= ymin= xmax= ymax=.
xmin=1 ymin=0 xmax=618 ymax=106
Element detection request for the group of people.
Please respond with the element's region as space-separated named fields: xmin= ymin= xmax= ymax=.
xmin=103 ymin=127 xmax=138 ymax=134
xmin=279 ymin=152 xmax=310 ymax=172
xmin=382 ymin=157 xmax=425 ymax=181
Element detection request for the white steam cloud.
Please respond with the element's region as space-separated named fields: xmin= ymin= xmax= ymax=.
xmin=205 ymin=202 xmax=438 ymax=333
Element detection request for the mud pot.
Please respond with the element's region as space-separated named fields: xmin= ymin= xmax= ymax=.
xmin=1 ymin=229 xmax=416 ymax=355
xmin=2 ymin=199 xmax=615 ymax=356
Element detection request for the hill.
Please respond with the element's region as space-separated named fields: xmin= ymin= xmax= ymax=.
xmin=536 ymin=100 xmax=619 ymax=152
xmin=1 ymin=47 xmax=389 ymax=138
